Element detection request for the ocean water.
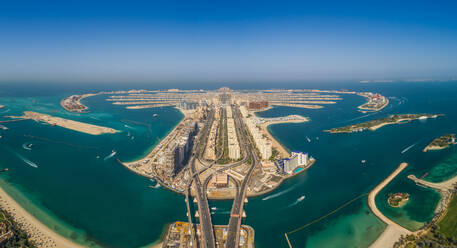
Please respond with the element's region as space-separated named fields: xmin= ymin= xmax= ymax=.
xmin=0 ymin=82 xmax=456 ymax=247
xmin=0 ymin=94 xmax=185 ymax=248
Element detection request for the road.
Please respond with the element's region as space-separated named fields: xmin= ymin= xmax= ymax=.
xmin=226 ymin=105 xmax=259 ymax=248
xmin=185 ymin=105 xmax=256 ymax=248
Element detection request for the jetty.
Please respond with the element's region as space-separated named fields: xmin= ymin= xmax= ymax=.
xmin=407 ymin=174 xmax=457 ymax=192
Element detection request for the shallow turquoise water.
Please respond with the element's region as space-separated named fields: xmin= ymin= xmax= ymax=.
xmin=0 ymin=82 xmax=456 ymax=247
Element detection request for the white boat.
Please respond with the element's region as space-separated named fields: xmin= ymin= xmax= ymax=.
xmin=153 ymin=114 xmax=158 ymax=117
xmin=211 ymin=207 xmax=217 ymax=210
xmin=306 ymin=136 xmax=311 ymax=142
xmin=361 ymin=160 xmax=366 ymax=163
xmin=298 ymin=195 xmax=305 ymax=201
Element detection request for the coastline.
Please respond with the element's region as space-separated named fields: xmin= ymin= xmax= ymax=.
xmin=252 ymin=107 xmax=308 ymax=158
xmin=259 ymin=118 xmax=308 ymax=158
xmin=0 ymin=186 xmax=85 ymax=248
xmin=368 ymin=162 xmax=412 ymax=248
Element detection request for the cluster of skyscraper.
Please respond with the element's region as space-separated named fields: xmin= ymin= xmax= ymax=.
xmin=204 ymin=110 xmax=219 ymax=160
xmin=226 ymin=106 xmax=241 ymax=160
xmin=239 ymin=106 xmax=272 ymax=160
xmin=159 ymin=121 xmax=198 ymax=178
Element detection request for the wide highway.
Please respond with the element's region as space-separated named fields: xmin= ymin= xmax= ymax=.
xmin=226 ymin=105 xmax=259 ymax=248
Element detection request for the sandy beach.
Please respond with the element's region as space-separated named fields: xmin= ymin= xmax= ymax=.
xmin=259 ymin=117 xmax=309 ymax=158
xmin=368 ymin=118 xmax=409 ymax=131
xmin=0 ymin=186 xmax=85 ymax=248
xmin=8 ymin=111 xmax=119 ymax=135
xmin=368 ymin=162 xmax=411 ymax=248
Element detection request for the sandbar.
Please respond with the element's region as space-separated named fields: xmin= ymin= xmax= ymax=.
xmin=8 ymin=111 xmax=119 ymax=135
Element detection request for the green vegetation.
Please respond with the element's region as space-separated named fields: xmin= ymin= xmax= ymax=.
xmin=388 ymin=192 xmax=410 ymax=207
xmin=217 ymin=109 xmax=231 ymax=164
xmin=394 ymin=191 xmax=457 ymax=248
xmin=269 ymin=148 xmax=279 ymax=161
xmin=425 ymin=134 xmax=456 ymax=151
xmin=0 ymin=208 xmax=36 ymax=247
xmin=394 ymin=225 xmax=457 ymax=248
xmin=438 ymin=194 xmax=457 ymax=239
xmin=327 ymin=114 xmax=441 ymax=133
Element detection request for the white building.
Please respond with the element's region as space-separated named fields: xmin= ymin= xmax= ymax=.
xmin=226 ymin=106 xmax=241 ymax=160
xmin=243 ymin=114 xmax=272 ymax=160
xmin=283 ymin=151 xmax=309 ymax=174
xmin=291 ymin=151 xmax=308 ymax=166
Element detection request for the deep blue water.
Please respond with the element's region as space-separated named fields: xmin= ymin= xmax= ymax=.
xmin=0 ymin=81 xmax=456 ymax=248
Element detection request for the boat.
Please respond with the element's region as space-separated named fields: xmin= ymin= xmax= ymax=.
xmin=306 ymin=136 xmax=311 ymax=142
xmin=96 ymin=155 xmax=100 ymax=159
xmin=361 ymin=160 xmax=366 ymax=163
xmin=0 ymin=168 xmax=8 ymax=173
xmin=211 ymin=207 xmax=217 ymax=210
xmin=153 ymin=114 xmax=158 ymax=117
xmin=418 ymin=116 xmax=428 ymax=120
xmin=0 ymin=124 xmax=8 ymax=130
xmin=298 ymin=195 xmax=305 ymax=201
xmin=316 ymin=137 xmax=319 ymax=140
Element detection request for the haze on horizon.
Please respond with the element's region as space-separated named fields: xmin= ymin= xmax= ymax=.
xmin=1 ymin=0 xmax=457 ymax=85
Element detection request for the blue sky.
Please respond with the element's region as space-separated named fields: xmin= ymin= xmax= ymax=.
xmin=1 ymin=0 xmax=457 ymax=84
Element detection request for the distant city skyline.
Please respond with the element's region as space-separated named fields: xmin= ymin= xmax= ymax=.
xmin=1 ymin=0 xmax=457 ymax=84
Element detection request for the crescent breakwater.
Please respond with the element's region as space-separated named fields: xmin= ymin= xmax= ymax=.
xmin=368 ymin=162 xmax=411 ymax=248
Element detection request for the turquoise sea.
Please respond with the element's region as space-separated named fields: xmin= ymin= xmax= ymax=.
xmin=0 ymin=82 xmax=456 ymax=247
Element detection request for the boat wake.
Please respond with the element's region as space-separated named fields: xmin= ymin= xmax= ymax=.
xmin=22 ymin=142 xmax=33 ymax=151
xmin=344 ymin=112 xmax=379 ymax=123
xmin=0 ymin=109 xmax=10 ymax=114
xmin=16 ymin=153 xmax=38 ymax=168
xmin=104 ymin=150 xmax=117 ymax=161
xmin=287 ymin=195 xmax=306 ymax=207
xmin=149 ymin=183 xmax=161 ymax=189
xmin=401 ymin=142 xmax=417 ymax=154
xmin=4 ymin=146 xmax=38 ymax=168
xmin=124 ymin=124 xmax=134 ymax=129
xmin=214 ymin=211 xmax=230 ymax=215
xmin=262 ymin=186 xmax=295 ymax=201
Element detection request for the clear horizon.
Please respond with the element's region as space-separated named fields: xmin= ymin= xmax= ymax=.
xmin=1 ymin=0 xmax=457 ymax=83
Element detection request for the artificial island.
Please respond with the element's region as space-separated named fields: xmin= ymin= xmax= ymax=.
xmin=325 ymin=114 xmax=443 ymax=134
xmin=387 ymin=193 xmax=410 ymax=208
xmin=0 ymin=87 xmax=390 ymax=248
xmin=56 ymin=87 xmax=389 ymax=248
xmin=423 ymin=134 xmax=457 ymax=152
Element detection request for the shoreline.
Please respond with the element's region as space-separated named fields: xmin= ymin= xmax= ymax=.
xmin=252 ymin=107 xmax=308 ymax=158
xmin=0 ymin=186 xmax=85 ymax=248
xmin=368 ymin=162 xmax=411 ymax=248
xmin=259 ymin=118 xmax=308 ymax=158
